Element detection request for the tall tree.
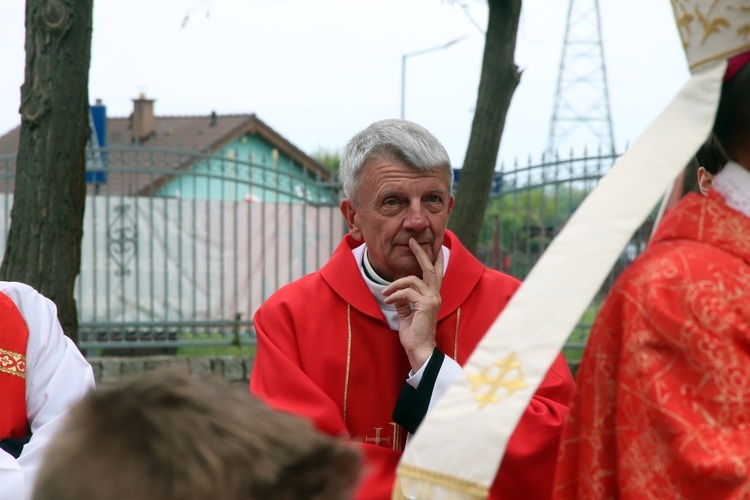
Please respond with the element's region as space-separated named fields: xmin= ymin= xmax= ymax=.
xmin=448 ymin=0 xmax=521 ymax=254
xmin=1 ymin=0 xmax=94 ymax=343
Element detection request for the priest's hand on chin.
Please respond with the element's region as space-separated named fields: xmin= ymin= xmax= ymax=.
xmin=383 ymin=237 xmax=443 ymax=372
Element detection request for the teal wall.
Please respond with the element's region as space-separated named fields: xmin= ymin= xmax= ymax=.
xmin=158 ymin=134 xmax=336 ymax=204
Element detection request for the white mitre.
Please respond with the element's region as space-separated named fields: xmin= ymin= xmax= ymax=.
xmin=675 ymin=0 xmax=750 ymax=71
xmin=394 ymin=1 xmax=750 ymax=499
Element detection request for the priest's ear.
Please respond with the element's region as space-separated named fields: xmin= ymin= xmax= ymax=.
xmin=339 ymin=198 xmax=363 ymax=241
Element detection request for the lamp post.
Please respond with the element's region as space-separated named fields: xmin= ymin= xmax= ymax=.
xmin=400 ymin=36 xmax=466 ymax=120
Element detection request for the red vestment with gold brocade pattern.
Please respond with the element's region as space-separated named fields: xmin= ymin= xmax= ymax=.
xmin=554 ymin=191 xmax=750 ymax=499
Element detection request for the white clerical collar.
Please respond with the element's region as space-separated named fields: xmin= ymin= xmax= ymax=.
xmin=351 ymin=243 xmax=451 ymax=283
xmin=362 ymin=250 xmax=390 ymax=285
xmin=350 ymin=242 xmax=451 ymax=331
xmin=711 ymin=161 xmax=750 ymax=218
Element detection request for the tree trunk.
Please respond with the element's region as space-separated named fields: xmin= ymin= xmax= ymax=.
xmin=448 ymin=0 xmax=521 ymax=254
xmin=1 ymin=0 xmax=93 ymax=343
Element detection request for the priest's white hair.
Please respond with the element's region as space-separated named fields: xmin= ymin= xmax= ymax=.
xmin=339 ymin=119 xmax=452 ymax=204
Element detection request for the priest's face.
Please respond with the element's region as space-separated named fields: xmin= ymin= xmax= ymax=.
xmin=340 ymin=158 xmax=454 ymax=281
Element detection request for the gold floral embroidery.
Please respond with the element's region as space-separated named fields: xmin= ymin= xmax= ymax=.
xmin=694 ymin=0 xmax=730 ymax=44
xmin=672 ymin=0 xmax=750 ymax=67
xmin=735 ymin=3 xmax=750 ymax=38
xmin=0 ymin=348 xmax=26 ymax=379
xmin=674 ymin=1 xmax=695 ymax=48
xmin=558 ymin=193 xmax=750 ymax=497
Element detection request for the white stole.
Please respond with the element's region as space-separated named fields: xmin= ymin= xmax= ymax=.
xmin=393 ymin=60 xmax=727 ymax=499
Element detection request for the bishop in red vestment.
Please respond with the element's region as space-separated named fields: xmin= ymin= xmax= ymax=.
xmin=251 ymin=231 xmax=575 ymax=499
xmin=555 ymin=185 xmax=750 ymax=498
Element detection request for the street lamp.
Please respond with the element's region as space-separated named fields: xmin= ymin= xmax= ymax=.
xmin=400 ymin=36 xmax=466 ymax=120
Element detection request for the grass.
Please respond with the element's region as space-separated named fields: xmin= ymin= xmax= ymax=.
xmin=86 ymin=303 xmax=602 ymax=363
xmin=82 ymin=330 xmax=258 ymax=357
xmin=174 ymin=328 xmax=257 ymax=357
xmin=177 ymin=344 xmax=256 ymax=357
xmin=562 ymin=300 xmax=602 ymax=363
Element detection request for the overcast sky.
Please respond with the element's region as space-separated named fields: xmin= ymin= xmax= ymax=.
xmin=0 ymin=0 xmax=688 ymax=167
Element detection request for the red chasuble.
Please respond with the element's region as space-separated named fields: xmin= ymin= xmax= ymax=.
xmin=251 ymin=230 xmax=575 ymax=499
xmin=0 ymin=291 xmax=30 ymax=440
xmin=554 ymin=191 xmax=750 ymax=499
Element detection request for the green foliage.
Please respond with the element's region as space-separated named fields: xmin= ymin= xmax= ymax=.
xmin=477 ymin=182 xmax=592 ymax=279
xmin=562 ymin=299 xmax=604 ymax=362
xmin=312 ymin=148 xmax=341 ymax=173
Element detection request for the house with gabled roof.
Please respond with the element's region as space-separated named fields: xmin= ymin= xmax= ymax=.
xmin=0 ymin=96 xmax=345 ymax=342
xmin=0 ymin=95 xmax=337 ymax=204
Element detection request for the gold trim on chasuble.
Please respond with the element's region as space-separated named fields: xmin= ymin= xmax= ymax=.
xmin=390 ymin=422 xmax=403 ymax=452
xmin=453 ymin=307 xmax=461 ymax=360
xmin=0 ymin=348 xmax=26 ymax=379
xmin=342 ymin=305 xmax=463 ymax=448
xmin=343 ymin=304 xmax=352 ymax=424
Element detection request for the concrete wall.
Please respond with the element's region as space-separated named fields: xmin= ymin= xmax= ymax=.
xmin=87 ymin=356 xmax=254 ymax=389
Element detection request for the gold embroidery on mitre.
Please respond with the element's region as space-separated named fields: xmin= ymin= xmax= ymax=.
xmin=674 ymin=2 xmax=694 ymax=49
xmin=0 ymin=348 xmax=26 ymax=379
xmin=736 ymin=5 xmax=750 ymax=48
xmin=672 ymin=0 xmax=750 ymax=70
xmin=467 ymin=352 xmax=527 ymax=410
xmin=694 ymin=2 xmax=730 ymax=45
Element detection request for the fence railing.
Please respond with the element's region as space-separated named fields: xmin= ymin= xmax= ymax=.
xmin=0 ymin=147 xmax=650 ymax=356
xmin=0 ymin=147 xmax=345 ymax=355
xmin=481 ymin=152 xmax=654 ymax=356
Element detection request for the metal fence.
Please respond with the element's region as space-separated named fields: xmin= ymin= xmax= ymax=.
xmin=0 ymin=147 xmax=345 ymax=354
xmin=479 ymin=152 xmax=654 ymax=355
xmin=0 ymin=147 xmax=652 ymax=355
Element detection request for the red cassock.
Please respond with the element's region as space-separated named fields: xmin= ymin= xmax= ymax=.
xmin=251 ymin=230 xmax=575 ymax=499
xmin=554 ymin=191 xmax=750 ymax=499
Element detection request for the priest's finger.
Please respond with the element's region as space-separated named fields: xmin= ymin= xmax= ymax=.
xmin=383 ymin=286 xmax=440 ymax=311
xmin=408 ymin=238 xmax=440 ymax=291
xmin=383 ymin=275 xmax=432 ymax=299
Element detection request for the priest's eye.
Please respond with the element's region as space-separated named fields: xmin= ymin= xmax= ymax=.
xmin=384 ymin=199 xmax=399 ymax=206
xmin=427 ymin=195 xmax=441 ymax=203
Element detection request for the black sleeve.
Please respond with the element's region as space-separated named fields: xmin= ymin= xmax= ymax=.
xmin=0 ymin=435 xmax=32 ymax=459
xmin=391 ymin=346 xmax=445 ymax=434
